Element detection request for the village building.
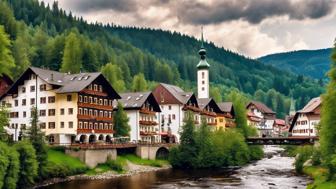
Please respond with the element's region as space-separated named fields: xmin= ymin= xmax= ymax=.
xmin=0 ymin=74 xmax=13 ymax=97
xmin=114 ymin=92 xmax=161 ymax=143
xmin=152 ymin=83 xmax=200 ymax=143
xmin=217 ymin=102 xmax=236 ymax=130
xmin=273 ymin=119 xmax=288 ymax=137
xmin=197 ymin=98 xmax=223 ymax=131
xmin=0 ymin=67 xmax=120 ymax=144
xmin=289 ymin=97 xmax=321 ymax=137
xmin=246 ymin=101 xmax=276 ymax=137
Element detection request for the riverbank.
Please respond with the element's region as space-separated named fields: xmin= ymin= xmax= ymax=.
xmin=303 ymin=166 xmax=336 ymax=189
xmin=34 ymin=160 xmax=171 ymax=188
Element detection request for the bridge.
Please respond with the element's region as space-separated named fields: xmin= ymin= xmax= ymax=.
xmin=64 ymin=142 xmax=176 ymax=168
xmin=246 ymin=136 xmax=319 ymax=145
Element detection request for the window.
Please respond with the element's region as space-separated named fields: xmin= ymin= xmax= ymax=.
xmin=104 ymin=99 xmax=108 ymax=106
xmin=30 ymin=98 xmax=35 ymax=105
xmin=84 ymin=96 xmax=88 ymax=103
xmin=89 ymin=109 xmax=92 ymax=116
xmin=202 ymin=72 xmax=205 ymax=79
xmin=99 ymin=85 xmax=103 ymax=92
xmin=94 ymin=84 xmax=98 ymax=91
xmin=69 ymin=122 xmax=73 ymax=128
xmin=48 ymin=122 xmax=55 ymax=129
xmin=78 ymin=122 xmax=83 ymax=129
xmin=89 ymin=97 xmax=93 ymax=104
xmin=40 ymin=97 xmax=46 ymax=104
xmin=84 ymin=122 xmax=88 ymax=129
xmin=23 ymin=111 xmax=26 ymax=118
xmin=39 ymin=123 xmax=46 ymax=129
xmin=79 ymin=95 xmax=83 ymax=102
xmin=60 ymin=108 xmax=65 ymax=115
xmin=22 ymin=87 xmax=26 ymax=93
xmin=68 ymin=108 xmax=73 ymax=115
xmin=67 ymin=95 xmax=72 ymax=101
xmin=94 ymin=98 xmax=97 ymax=104
xmin=14 ymin=100 xmax=18 ymax=107
xmin=168 ymin=105 xmax=172 ymax=110
xmin=109 ymin=100 xmax=113 ymax=106
xmin=94 ymin=110 xmax=98 ymax=116
xmin=48 ymin=96 xmax=55 ymax=103
xmin=48 ymin=109 xmax=56 ymax=116
xmin=78 ymin=108 xmax=83 ymax=115
xmin=60 ymin=122 xmax=64 ymax=128
xmin=202 ymin=80 xmax=205 ymax=84
xmin=40 ymin=84 xmax=46 ymax=91
xmin=202 ymin=87 xmax=205 ymax=91
xmin=172 ymin=114 xmax=176 ymax=120
xmin=99 ymin=99 xmax=103 ymax=105
xmin=30 ymin=85 xmax=35 ymax=92
xmin=40 ymin=110 xmax=46 ymax=117
xmin=84 ymin=108 xmax=88 ymax=115
xmin=99 ymin=111 xmax=103 ymax=117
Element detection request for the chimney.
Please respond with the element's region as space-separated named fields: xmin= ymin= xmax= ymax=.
xmin=51 ymin=73 xmax=54 ymax=81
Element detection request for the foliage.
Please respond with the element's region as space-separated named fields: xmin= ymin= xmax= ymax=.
xmin=0 ymin=142 xmax=9 ymax=189
xmin=60 ymin=29 xmax=82 ymax=73
xmin=304 ymin=166 xmax=336 ymax=189
xmin=131 ymin=73 xmax=148 ymax=92
xmin=105 ymin=158 xmax=124 ymax=173
xmin=27 ymin=107 xmax=48 ymax=179
xmin=295 ymin=146 xmax=314 ymax=174
xmin=119 ymin=154 xmax=167 ymax=167
xmin=14 ymin=141 xmax=38 ymax=188
xmin=3 ymin=147 xmax=20 ymax=189
xmin=0 ymin=25 xmax=15 ymax=77
xmin=44 ymin=149 xmax=88 ymax=178
xmin=0 ymin=106 xmax=9 ymax=142
xmin=210 ymin=87 xmax=222 ymax=102
xmin=101 ymin=63 xmax=126 ymax=92
xmin=113 ymin=102 xmax=130 ymax=137
xmin=320 ymin=41 xmax=336 ymax=179
xmin=195 ymin=118 xmax=214 ymax=168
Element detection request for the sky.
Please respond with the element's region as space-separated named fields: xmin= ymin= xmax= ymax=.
xmin=41 ymin=0 xmax=336 ymax=58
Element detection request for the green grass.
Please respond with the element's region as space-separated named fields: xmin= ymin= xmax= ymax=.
xmin=119 ymin=154 xmax=169 ymax=167
xmin=44 ymin=149 xmax=88 ymax=178
xmin=304 ymin=166 xmax=336 ymax=189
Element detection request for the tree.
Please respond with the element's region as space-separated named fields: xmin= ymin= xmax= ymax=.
xmin=27 ymin=107 xmax=48 ymax=179
xmin=131 ymin=73 xmax=147 ymax=92
xmin=195 ymin=117 xmax=213 ymax=168
xmin=3 ymin=147 xmax=20 ymax=189
xmin=101 ymin=63 xmax=126 ymax=92
xmin=320 ymin=41 xmax=336 ymax=178
xmin=0 ymin=142 xmax=9 ymax=188
xmin=14 ymin=141 xmax=38 ymax=188
xmin=60 ymin=29 xmax=82 ymax=74
xmin=113 ymin=102 xmax=130 ymax=137
xmin=11 ymin=29 xmax=31 ymax=78
xmin=0 ymin=106 xmax=9 ymax=142
xmin=210 ymin=87 xmax=222 ymax=102
xmin=0 ymin=25 xmax=15 ymax=77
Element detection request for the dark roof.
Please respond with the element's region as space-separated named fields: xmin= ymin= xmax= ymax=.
xmin=197 ymin=98 xmax=223 ymax=113
xmin=159 ymin=83 xmax=194 ymax=104
xmin=247 ymin=101 xmax=275 ymax=114
xmin=115 ymin=92 xmax=161 ymax=112
xmin=218 ymin=102 xmax=233 ymax=113
xmin=1 ymin=67 xmax=120 ymax=99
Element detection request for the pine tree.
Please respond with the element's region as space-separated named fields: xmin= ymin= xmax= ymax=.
xmin=113 ymin=102 xmax=130 ymax=137
xmin=210 ymin=87 xmax=222 ymax=102
xmin=0 ymin=106 xmax=9 ymax=142
xmin=27 ymin=107 xmax=48 ymax=179
xmin=60 ymin=29 xmax=82 ymax=73
xmin=195 ymin=117 xmax=213 ymax=168
xmin=101 ymin=63 xmax=126 ymax=92
xmin=131 ymin=73 xmax=147 ymax=92
xmin=0 ymin=25 xmax=15 ymax=77
xmin=320 ymin=41 xmax=336 ymax=178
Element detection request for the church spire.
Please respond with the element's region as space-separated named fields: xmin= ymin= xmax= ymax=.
xmin=197 ymin=27 xmax=210 ymax=69
xmin=197 ymin=27 xmax=210 ymax=99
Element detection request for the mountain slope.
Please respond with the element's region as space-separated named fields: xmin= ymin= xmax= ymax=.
xmin=258 ymin=48 xmax=332 ymax=79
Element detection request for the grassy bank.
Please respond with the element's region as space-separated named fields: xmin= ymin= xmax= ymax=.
xmin=304 ymin=166 xmax=336 ymax=189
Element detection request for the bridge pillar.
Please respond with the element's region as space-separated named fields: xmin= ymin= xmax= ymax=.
xmin=136 ymin=145 xmax=159 ymax=160
xmin=65 ymin=148 xmax=117 ymax=168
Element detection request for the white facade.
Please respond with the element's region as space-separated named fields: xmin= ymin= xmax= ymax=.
xmin=2 ymin=73 xmax=77 ymax=143
xmin=248 ymin=107 xmax=275 ymax=137
xmin=197 ymin=69 xmax=209 ymax=99
xmin=291 ymin=113 xmax=320 ymax=137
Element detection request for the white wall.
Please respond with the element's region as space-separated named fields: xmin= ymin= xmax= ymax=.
xmin=127 ymin=110 xmax=139 ymax=142
xmin=197 ymin=69 xmax=209 ymax=99
xmin=292 ymin=113 xmax=320 ymax=137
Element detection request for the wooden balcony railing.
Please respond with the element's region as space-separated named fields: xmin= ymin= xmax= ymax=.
xmin=78 ymin=102 xmax=113 ymax=111
xmin=139 ymin=120 xmax=158 ymax=126
xmin=139 ymin=108 xmax=157 ymax=115
xmin=182 ymin=105 xmax=200 ymax=112
xmin=77 ymin=114 xmax=113 ymax=122
xmin=81 ymin=89 xmax=108 ymax=97
xmin=140 ymin=131 xmax=158 ymax=136
xmin=201 ymin=110 xmax=217 ymax=117
xmin=77 ymin=128 xmax=114 ymax=134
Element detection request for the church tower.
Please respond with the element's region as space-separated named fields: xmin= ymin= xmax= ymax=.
xmin=197 ymin=28 xmax=210 ymax=99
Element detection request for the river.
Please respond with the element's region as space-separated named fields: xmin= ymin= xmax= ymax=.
xmin=42 ymin=146 xmax=309 ymax=189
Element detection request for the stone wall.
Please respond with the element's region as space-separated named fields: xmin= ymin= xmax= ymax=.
xmin=66 ymin=148 xmax=117 ymax=168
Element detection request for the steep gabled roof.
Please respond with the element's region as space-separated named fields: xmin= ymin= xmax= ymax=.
xmin=1 ymin=67 xmax=120 ymax=99
xmin=218 ymin=102 xmax=235 ymax=117
xmin=114 ymin=91 xmax=161 ymax=112
xmin=247 ymin=100 xmax=275 ymax=114
xmin=197 ymin=98 xmax=223 ymax=113
xmin=153 ymin=83 xmax=197 ymax=105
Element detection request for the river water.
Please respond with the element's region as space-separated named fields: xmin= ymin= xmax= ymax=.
xmin=42 ymin=146 xmax=309 ymax=189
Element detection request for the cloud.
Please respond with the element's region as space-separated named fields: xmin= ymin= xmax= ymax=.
xmin=176 ymin=0 xmax=334 ymax=25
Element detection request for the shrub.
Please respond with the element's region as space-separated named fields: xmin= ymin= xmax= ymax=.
xmin=0 ymin=142 xmax=10 ymax=188
xmin=3 ymin=147 xmax=20 ymax=189
xmin=295 ymin=146 xmax=314 ymax=174
xmin=249 ymin=145 xmax=264 ymax=161
xmin=105 ymin=159 xmax=124 ymax=173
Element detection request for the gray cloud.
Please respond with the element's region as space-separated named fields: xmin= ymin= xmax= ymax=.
xmin=175 ymin=0 xmax=334 ymax=24
xmin=63 ymin=0 xmax=138 ymax=12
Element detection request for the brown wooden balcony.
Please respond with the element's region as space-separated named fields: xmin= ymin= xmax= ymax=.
xmin=77 ymin=114 xmax=113 ymax=122
xmin=77 ymin=128 xmax=114 ymax=134
xmin=140 ymin=131 xmax=158 ymax=136
xmin=139 ymin=108 xmax=157 ymax=115
xmin=139 ymin=120 xmax=158 ymax=126
xmin=78 ymin=102 xmax=113 ymax=111
xmin=182 ymin=105 xmax=200 ymax=112
xmin=208 ymin=122 xmax=217 ymax=126
xmin=81 ymin=89 xmax=108 ymax=97
xmin=201 ymin=110 xmax=217 ymax=117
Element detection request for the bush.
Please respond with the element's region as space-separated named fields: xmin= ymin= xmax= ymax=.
xmin=14 ymin=141 xmax=38 ymax=188
xmin=0 ymin=142 xmax=10 ymax=189
xmin=295 ymin=146 xmax=314 ymax=174
xmin=3 ymin=147 xmax=20 ymax=189
xmin=249 ymin=145 xmax=264 ymax=161
xmin=105 ymin=159 xmax=124 ymax=173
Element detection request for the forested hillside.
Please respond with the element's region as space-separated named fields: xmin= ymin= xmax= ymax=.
xmin=259 ymin=48 xmax=332 ymax=79
xmin=0 ymin=0 xmax=324 ymax=118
